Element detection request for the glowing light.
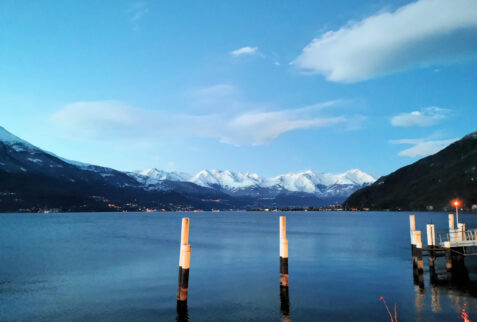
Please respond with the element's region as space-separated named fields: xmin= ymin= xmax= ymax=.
xmin=452 ymin=199 xmax=461 ymax=208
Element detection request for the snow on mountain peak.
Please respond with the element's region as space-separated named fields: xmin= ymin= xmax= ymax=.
xmin=132 ymin=168 xmax=191 ymax=183
xmin=340 ymin=169 xmax=376 ymax=185
xmin=0 ymin=126 xmax=35 ymax=149
xmin=190 ymin=169 xmax=263 ymax=189
xmin=187 ymin=169 xmax=376 ymax=192
xmin=128 ymin=166 xmax=376 ymax=195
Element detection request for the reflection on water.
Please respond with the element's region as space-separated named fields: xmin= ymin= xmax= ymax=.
xmin=280 ymin=285 xmax=290 ymax=322
xmin=176 ymin=300 xmax=188 ymax=322
xmin=413 ymin=250 xmax=477 ymax=320
xmin=431 ymin=286 xmax=442 ymax=313
xmin=2 ymin=211 xmax=477 ymax=321
xmin=414 ymin=285 xmax=426 ymax=322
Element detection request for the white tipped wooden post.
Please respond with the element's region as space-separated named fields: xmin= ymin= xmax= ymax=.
xmin=413 ymin=230 xmax=422 ymax=249
xmin=458 ymin=223 xmax=466 ymax=242
xmin=177 ymin=218 xmax=191 ymax=302
xmin=426 ymin=224 xmax=435 ymax=247
xmin=413 ymin=230 xmax=424 ymax=274
xmin=427 ymin=224 xmax=436 ymax=269
xmin=449 ymin=214 xmax=455 ymax=230
xmin=410 ymin=215 xmax=416 ymax=261
xmin=180 ymin=217 xmax=190 ymax=246
xmin=279 ymin=216 xmax=289 ymax=287
xmin=449 ymin=214 xmax=456 ymax=242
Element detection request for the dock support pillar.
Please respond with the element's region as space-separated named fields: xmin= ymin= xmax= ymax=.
xmin=426 ymin=224 xmax=436 ymax=267
xmin=412 ymin=230 xmax=424 ymax=288
xmin=410 ymin=215 xmax=416 ymax=255
xmin=458 ymin=223 xmax=466 ymax=241
xmin=449 ymin=214 xmax=456 ymax=242
xmin=449 ymin=214 xmax=455 ymax=230
xmin=446 ymin=247 xmax=468 ymax=283
xmin=414 ymin=231 xmax=424 ymax=274
xmin=280 ymin=216 xmax=289 ymax=287
xmin=426 ymin=224 xmax=437 ymax=283
xmin=410 ymin=215 xmax=418 ymax=276
xmin=177 ymin=218 xmax=191 ymax=302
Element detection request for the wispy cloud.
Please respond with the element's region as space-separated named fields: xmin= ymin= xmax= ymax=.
xmin=51 ymin=87 xmax=358 ymax=146
xmin=292 ymin=0 xmax=477 ymax=82
xmin=391 ymin=107 xmax=450 ymax=127
xmin=126 ymin=2 xmax=149 ymax=31
xmin=230 ymin=46 xmax=259 ymax=57
xmin=51 ymin=101 xmax=143 ymax=139
xmin=212 ymin=110 xmax=345 ymax=146
xmin=193 ymin=84 xmax=238 ymax=105
xmin=390 ymin=135 xmax=457 ymax=157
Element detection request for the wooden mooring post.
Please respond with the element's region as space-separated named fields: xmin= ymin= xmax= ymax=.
xmin=426 ymin=224 xmax=437 ymax=283
xmin=413 ymin=230 xmax=424 ymax=274
xmin=280 ymin=216 xmax=289 ymax=287
xmin=177 ymin=218 xmax=191 ymax=302
xmin=409 ymin=215 xmax=423 ymax=271
xmin=279 ymin=216 xmax=290 ymax=322
xmin=410 ymin=214 xmax=416 ymax=257
xmin=409 ymin=215 xmax=424 ymax=287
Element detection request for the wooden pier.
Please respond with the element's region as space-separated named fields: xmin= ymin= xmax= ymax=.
xmin=410 ymin=214 xmax=477 ymax=288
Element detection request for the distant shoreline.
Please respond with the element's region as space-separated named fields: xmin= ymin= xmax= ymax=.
xmin=1 ymin=209 xmax=473 ymax=214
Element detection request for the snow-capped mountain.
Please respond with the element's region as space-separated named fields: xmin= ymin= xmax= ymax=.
xmin=0 ymin=126 xmax=232 ymax=211
xmin=128 ymin=168 xmax=192 ymax=186
xmin=190 ymin=169 xmax=263 ymax=189
xmin=0 ymin=126 xmax=142 ymax=187
xmin=132 ymin=168 xmax=376 ymax=198
xmin=190 ymin=169 xmax=375 ymax=197
xmin=266 ymin=169 xmax=375 ymax=194
xmin=0 ymin=125 xmax=376 ymax=211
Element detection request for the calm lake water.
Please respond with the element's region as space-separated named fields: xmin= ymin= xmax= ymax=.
xmin=1 ymin=211 xmax=477 ymax=321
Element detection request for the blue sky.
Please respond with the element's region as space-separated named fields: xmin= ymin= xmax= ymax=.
xmin=1 ymin=0 xmax=477 ymax=177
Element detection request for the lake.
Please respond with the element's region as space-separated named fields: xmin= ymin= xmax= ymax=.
xmin=1 ymin=211 xmax=476 ymax=321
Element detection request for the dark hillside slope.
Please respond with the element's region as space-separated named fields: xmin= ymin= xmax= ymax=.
xmin=344 ymin=132 xmax=477 ymax=210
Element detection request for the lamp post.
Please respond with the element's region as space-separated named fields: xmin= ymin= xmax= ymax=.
xmin=453 ymin=200 xmax=460 ymax=225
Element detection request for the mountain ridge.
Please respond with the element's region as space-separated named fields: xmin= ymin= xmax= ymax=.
xmin=130 ymin=168 xmax=375 ymax=195
xmin=0 ymin=126 xmax=375 ymax=211
xmin=344 ymin=131 xmax=477 ymax=210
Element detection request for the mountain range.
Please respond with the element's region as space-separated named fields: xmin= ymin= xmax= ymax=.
xmin=0 ymin=126 xmax=375 ymax=212
xmin=129 ymin=168 xmax=375 ymax=197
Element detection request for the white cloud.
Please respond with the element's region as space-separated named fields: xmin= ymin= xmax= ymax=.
xmin=391 ymin=107 xmax=450 ymax=127
xmin=230 ymin=46 xmax=259 ymax=56
xmin=51 ymin=101 xmax=141 ymax=138
xmin=390 ymin=137 xmax=457 ymax=157
xmin=51 ymin=89 xmax=355 ymax=146
xmin=293 ymin=0 xmax=477 ymax=82
xmin=217 ymin=110 xmax=345 ymax=146
xmin=193 ymin=84 xmax=238 ymax=105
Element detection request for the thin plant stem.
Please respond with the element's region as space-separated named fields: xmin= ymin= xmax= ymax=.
xmin=380 ymin=297 xmax=394 ymax=322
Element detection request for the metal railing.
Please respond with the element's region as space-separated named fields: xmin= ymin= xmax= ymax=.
xmin=438 ymin=229 xmax=477 ymax=245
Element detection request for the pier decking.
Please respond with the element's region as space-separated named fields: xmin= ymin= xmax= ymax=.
xmin=409 ymin=214 xmax=477 ymax=290
xmin=438 ymin=229 xmax=477 ymax=248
